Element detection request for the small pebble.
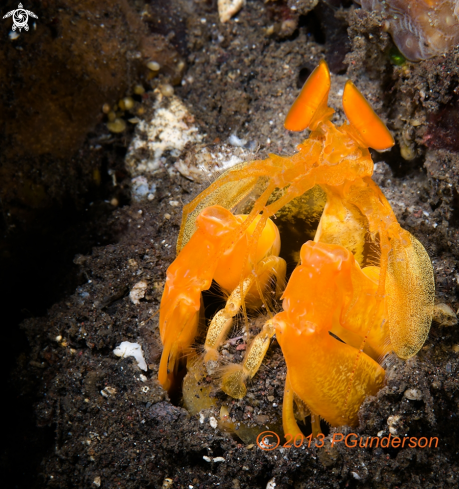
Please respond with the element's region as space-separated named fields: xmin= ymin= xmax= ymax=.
xmin=107 ymin=118 xmax=127 ymax=133
xmin=433 ymin=303 xmax=458 ymax=326
xmin=160 ymin=84 xmax=174 ymax=97
xmin=121 ymin=97 xmax=135 ymax=111
xmin=404 ymin=388 xmax=422 ymax=401
xmin=218 ymin=0 xmax=245 ymax=23
xmin=134 ymin=84 xmax=145 ymax=95
xmin=147 ymin=61 xmax=161 ymax=71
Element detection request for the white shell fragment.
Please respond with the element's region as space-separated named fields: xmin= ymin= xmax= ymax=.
xmin=432 ymin=303 xmax=458 ymax=326
xmin=203 ymin=456 xmax=226 ymax=462
xmin=387 ymin=414 xmax=402 ymax=435
xmin=113 ymin=342 xmax=148 ymax=371
xmin=404 ymin=388 xmax=423 ymax=401
xmin=125 ymin=89 xmax=203 ymax=176
xmin=266 ymin=478 xmax=277 ymax=489
xmin=130 ymin=280 xmax=148 ymax=305
xmin=218 ymin=0 xmax=245 ymax=23
xmin=228 ymin=133 xmax=247 ymax=147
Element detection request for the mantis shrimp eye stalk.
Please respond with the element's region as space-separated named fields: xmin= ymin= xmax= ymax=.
xmin=284 ymin=60 xmax=333 ymax=131
xmin=342 ymin=80 xmax=395 ymax=152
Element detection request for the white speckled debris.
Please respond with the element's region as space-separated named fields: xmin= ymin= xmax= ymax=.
xmin=126 ymin=89 xmax=203 ymax=177
xmin=266 ymin=478 xmax=276 ymax=489
xmin=113 ymin=342 xmax=147 ymax=371
xmin=174 ymin=144 xmax=253 ymax=182
xmin=218 ymin=0 xmax=245 ymax=23
xmin=404 ymin=388 xmax=423 ymax=401
xmin=432 ymin=303 xmax=458 ymax=326
xmin=130 ymin=280 xmax=148 ymax=305
xmin=203 ymin=456 xmax=226 ymax=462
xmin=387 ymin=414 xmax=402 ymax=435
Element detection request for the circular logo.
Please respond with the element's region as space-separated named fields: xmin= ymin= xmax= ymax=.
xmin=256 ymin=431 xmax=280 ymax=451
xmin=13 ymin=9 xmax=28 ymax=29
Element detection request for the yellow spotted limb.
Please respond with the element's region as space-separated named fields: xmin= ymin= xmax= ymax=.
xmin=386 ymin=233 xmax=435 ymax=359
xmin=158 ymin=205 xmax=285 ymax=391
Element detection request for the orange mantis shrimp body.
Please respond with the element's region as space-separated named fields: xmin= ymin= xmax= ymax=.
xmin=274 ymin=241 xmax=387 ymax=430
xmin=158 ymin=61 xmax=434 ymax=435
xmin=158 ymin=206 xmax=285 ymax=391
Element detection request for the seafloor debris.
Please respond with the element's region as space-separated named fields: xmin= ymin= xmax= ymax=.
xmin=113 ymin=342 xmax=148 ymax=371
xmin=218 ymin=0 xmax=245 ymax=23
xmin=432 ymin=303 xmax=458 ymax=326
xmin=357 ymin=0 xmax=459 ymax=61
xmin=125 ymin=90 xmax=203 ymax=176
xmin=130 ymin=280 xmax=148 ymax=305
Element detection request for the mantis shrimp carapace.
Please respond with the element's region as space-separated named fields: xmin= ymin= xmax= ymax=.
xmin=158 ymin=61 xmax=435 ymax=437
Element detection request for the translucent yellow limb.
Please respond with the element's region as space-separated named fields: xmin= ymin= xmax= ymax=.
xmin=282 ymin=373 xmax=303 ymax=438
xmin=221 ymin=318 xmax=277 ymax=399
xmin=204 ymin=255 xmax=286 ymax=366
xmin=310 ymin=414 xmax=322 ymax=438
xmin=386 ymin=233 xmax=435 ymax=359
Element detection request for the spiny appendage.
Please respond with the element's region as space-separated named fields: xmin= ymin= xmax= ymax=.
xmin=203 ymin=250 xmax=286 ymax=371
xmin=220 ymin=319 xmax=276 ymax=399
xmin=158 ymin=299 xmax=200 ymax=391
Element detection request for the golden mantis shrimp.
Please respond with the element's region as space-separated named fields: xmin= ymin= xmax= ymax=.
xmin=157 ymin=61 xmax=435 ymax=437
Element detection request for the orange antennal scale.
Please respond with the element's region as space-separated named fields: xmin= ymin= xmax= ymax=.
xmin=342 ymin=80 xmax=395 ymax=151
xmin=284 ymin=60 xmax=331 ymax=131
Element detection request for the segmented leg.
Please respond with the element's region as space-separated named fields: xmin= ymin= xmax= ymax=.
xmin=282 ymin=373 xmax=302 ymax=438
xmin=221 ymin=316 xmax=277 ymax=399
xmin=204 ymin=255 xmax=286 ymax=369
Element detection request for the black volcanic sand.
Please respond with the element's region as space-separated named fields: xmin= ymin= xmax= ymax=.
xmin=5 ymin=1 xmax=459 ymax=488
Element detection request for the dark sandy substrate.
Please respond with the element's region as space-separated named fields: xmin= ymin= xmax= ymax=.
xmin=4 ymin=0 xmax=459 ymax=488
